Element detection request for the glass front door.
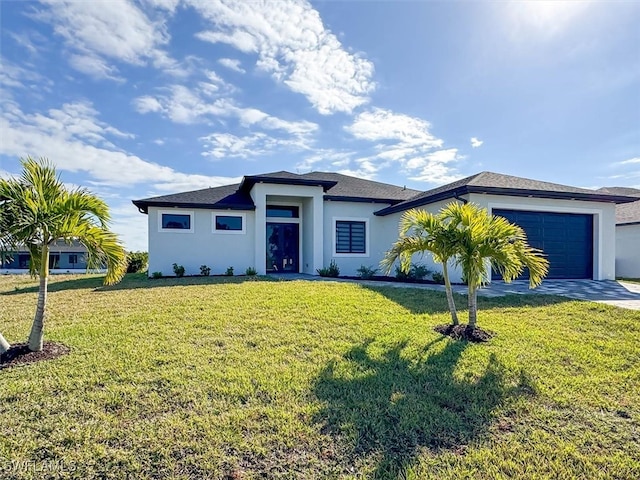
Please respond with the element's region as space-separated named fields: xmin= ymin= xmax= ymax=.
xmin=266 ymin=223 xmax=299 ymax=273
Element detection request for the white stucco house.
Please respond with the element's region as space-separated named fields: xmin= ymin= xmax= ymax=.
xmin=598 ymin=187 xmax=640 ymax=278
xmin=133 ymin=171 xmax=638 ymax=281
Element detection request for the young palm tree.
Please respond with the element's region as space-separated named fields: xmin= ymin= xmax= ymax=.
xmin=381 ymin=209 xmax=461 ymax=325
xmin=441 ymin=202 xmax=549 ymax=327
xmin=0 ymin=157 xmax=127 ymax=352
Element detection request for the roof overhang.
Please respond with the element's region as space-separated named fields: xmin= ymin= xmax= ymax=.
xmin=131 ymin=200 xmax=255 ymax=214
xmin=239 ymin=175 xmax=337 ymax=193
xmin=375 ymin=186 xmax=639 ymax=216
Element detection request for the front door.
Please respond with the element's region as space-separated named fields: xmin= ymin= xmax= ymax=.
xmin=266 ymin=223 xmax=299 ymax=273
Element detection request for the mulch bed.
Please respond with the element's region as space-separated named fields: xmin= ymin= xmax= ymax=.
xmin=434 ymin=324 xmax=494 ymax=342
xmin=0 ymin=342 xmax=70 ymax=370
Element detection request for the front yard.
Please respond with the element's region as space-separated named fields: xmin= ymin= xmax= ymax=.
xmin=1 ymin=274 xmax=639 ymax=479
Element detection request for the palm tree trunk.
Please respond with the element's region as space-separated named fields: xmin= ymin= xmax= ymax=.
xmin=442 ymin=261 xmax=459 ymax=325
xmin=0 ymin=333 xmax=10 ymax=355
xmin=28 ymin=245 xmax=49 ymax=352
xmin=467 ymin=282 xmax=478 ymax=328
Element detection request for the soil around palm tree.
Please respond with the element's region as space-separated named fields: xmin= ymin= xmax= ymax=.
xmin=0 ymin=342 xmax=69 ymax=369
xmin=434 ymin=324 xmax=494 ymax=342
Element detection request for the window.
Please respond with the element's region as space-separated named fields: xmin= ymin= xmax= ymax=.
xmin=158 ymin=210 xmax=194 ymax=233
xmin=216 ymin=215 xmax=242 ymax=231
xmin=69 ymin=254 xmax=78 ymax=264
xmin=267 ymin=205 xmax=299 ymax=218
xmin=335 ymin=220 xmax=367 ymax=254
xmin=18 ymin=254 xmax=30 ymax=269
xmin=162 ymin=214 xmax=191 ymax=230
xmin=213 ymin=213 xmax=246 ymax=234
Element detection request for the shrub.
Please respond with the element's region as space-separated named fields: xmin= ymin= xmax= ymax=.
xmin=200 ymin=265 xmax=211 ymax=276
xmin=245 ymin=267 xmax=257 ymax=276
xmin=225 ymin=266 xmax=234 ymax=276
xmin=395 ymin=263 xmax=431 ymax=282
xmin=151 ymin=271 xmax=163 ymax=279
xmin=172 ymin=263 xmax=185 ymax=277
xmin=317 ymin=260 xmax=340 ymax=277
xmin=432 ymin=271 xmax=445 ymax=284
xmin=126 ymin=251 xmax=148 ymax=273
xmin=356 ymin=265 xmax=378 ymax=279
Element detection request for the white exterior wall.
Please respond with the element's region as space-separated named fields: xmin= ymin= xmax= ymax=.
xmin=147 ymin=207 xmax=255 ymax=276
xmin=616 ymin=224 xmax=640 ymax=278
xmin=470 ymin=194 xmax=618 ymax=280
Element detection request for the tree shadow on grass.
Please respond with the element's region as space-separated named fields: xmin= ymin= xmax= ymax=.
xmin=1 ymin=273 xmax=276 ymax=295
xmin=313 ymin=338 xmax=535 ymax=478
xmin=364 ymin=284 xmax=572 ymax=316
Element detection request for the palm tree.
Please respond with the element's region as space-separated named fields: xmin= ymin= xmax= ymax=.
xmin=441 ymin=202 xmax=549 ymax=327
xmin=381 ymin=209 xmax=461 ymax=325
xmin=0 ymin=157 xmax=127 ymax=352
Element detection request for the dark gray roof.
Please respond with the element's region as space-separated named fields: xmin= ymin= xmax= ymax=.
xmin=598 ymin=187 xmax=640 ymax=225
xmin=133 ymin=171 xmax=419 ymax=213
xmin=375 ymin=171 xmax=639 ymax=216
xmin=301 ymin=172 xmax=420 ymax=202
xmin=133 ymin=183 xmax=253 ymax=213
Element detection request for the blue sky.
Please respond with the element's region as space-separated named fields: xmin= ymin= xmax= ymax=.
xmin=1 ymin=0 xmax=639 ymax=251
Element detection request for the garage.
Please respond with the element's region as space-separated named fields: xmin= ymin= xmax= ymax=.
xmin=492 ymin=209 xmax=594 ymax=279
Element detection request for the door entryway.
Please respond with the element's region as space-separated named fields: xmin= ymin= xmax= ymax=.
xmin=266 ymin=223 xmax=299 ymax=273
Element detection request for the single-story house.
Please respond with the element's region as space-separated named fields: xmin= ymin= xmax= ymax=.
xmin=598 ymin=187 xmax=640 ymax=279
xmin=1 ymin=240 xmax=90 ymax=273
xmin=132 ymin=171 xmax=638 ymax=281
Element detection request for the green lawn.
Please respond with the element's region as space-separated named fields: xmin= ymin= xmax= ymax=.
xmin=1 ymin=274 xmax=639 ymax=479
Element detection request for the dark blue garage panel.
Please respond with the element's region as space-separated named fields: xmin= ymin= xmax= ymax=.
xmin=492 ymin=209 xmax=593 ymax=279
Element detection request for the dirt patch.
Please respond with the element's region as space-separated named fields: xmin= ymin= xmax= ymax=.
xmin=0 ymin=342 xmax=70 ymax=370
xmin=434 ymin=324 xmax=494 ymax=343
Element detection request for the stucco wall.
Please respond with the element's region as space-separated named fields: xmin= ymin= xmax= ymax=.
xmin=616 ymin=224 xmax=640 ymax=278
xmin=147 ymin=207 xmax=255 ymax=276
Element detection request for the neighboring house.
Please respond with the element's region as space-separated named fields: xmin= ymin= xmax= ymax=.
xmin=133 ymin=171 xmax=637 ymax=281
xmin=1 ymin=240 xmax=90 ymax=273
xmin=597 ymin=187 xmax=640 ymax=278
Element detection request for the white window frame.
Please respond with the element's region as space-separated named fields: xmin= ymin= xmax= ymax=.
xmin=213 ymin=212 xmax=246 ymax=235
xmin=158 ymin=209 xmax=195 ymax=233
xmin=333 ymin=217 xmax=370 ymax=258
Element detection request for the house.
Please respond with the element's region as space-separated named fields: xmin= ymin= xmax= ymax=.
xmin=1 ymin=240 xmax=91 ymax=273
xmin=133 ymin=171 xmax=638 ymax=281
xmin=597 ymin=187 xmax=640 ymax=279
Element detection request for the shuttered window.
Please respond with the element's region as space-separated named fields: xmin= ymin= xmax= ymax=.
xmin=336 ymin=221 xmax=366 ymax=254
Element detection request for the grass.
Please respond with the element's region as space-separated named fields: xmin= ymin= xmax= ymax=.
xmin=618 ymin=278 xmax=640 ymax=284
xmin=1 ymin=273 xmax=639 ymax=479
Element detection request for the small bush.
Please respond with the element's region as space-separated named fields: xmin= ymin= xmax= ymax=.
xmin=126 ymin=251 xmax=148 ymax=273
xmin=432 ymin=271 xmax=445 ymax=284
xmin=356 ymin=265 xmax=378 ymax=279
xmin=317 ymin=260 xmax=340 ymax=277
xmin=395 ymin=263 xmax=431 ymax=282
xmin=200 ymin=265 xmax=211 ymax=276
xmin=172 ymin=263 xmax=185 ymax=278
xmin=225 ymin=266 xmax=234 ymax=276
xmin=151 ymin=271 xmax=163 ymax=279
xmin=245 ymin=267 xmax=257 ymax=276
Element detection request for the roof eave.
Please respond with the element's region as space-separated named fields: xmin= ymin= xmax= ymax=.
xmin=324 ymin=195 xmax=408 ymax=204
xmin=374 ymin=187 xmax=469 ymax=216
xmin=240 ymin=175 xmax=338 ymax=193
xmin=131 ymin=200 xmax=256 ymax=214
xmin=465 ymin=186 xmax=638 ymax=204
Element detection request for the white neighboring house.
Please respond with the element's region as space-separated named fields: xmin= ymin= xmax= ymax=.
xmin=598 ymin=187 xmax=640 ymax=279
xmin=1 ymin=239 xmax=93 ymax=274
xmin=133 ymin=171 xmax=637 ymax=281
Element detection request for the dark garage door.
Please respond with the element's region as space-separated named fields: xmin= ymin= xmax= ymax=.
xmin=492 ymin=209 xmax=593 ymax=279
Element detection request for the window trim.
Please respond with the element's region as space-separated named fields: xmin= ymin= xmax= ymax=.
xmin=213 ymin=212 xmax=246 ymax=235
xmin=158 ymin=210 xmax=195 ymax=233
xmin=333 ymin=217 xmax=369 ymax=257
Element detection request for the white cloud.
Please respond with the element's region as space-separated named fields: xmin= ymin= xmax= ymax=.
xmin=218 ymin=58 xmax=246 ymax=73
xmin=0 ymin=99 xmax=238 ymax=192
xmin=504 ymin=1 xmax=590 ymax=41
xmin=343 ymin=108 xmax=462 ymax=183
xmin=200 ymin=130 xmax=313 ymax=160
xmin=618 ymin=157 xmax=640 ymax=165
xmin=190 ymin=0 xmax=375 ymax=114
xmin=470 ymin=137 xmax=484 ymax=148
xmin=33 ymin=0 xmax=176 ymax=79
